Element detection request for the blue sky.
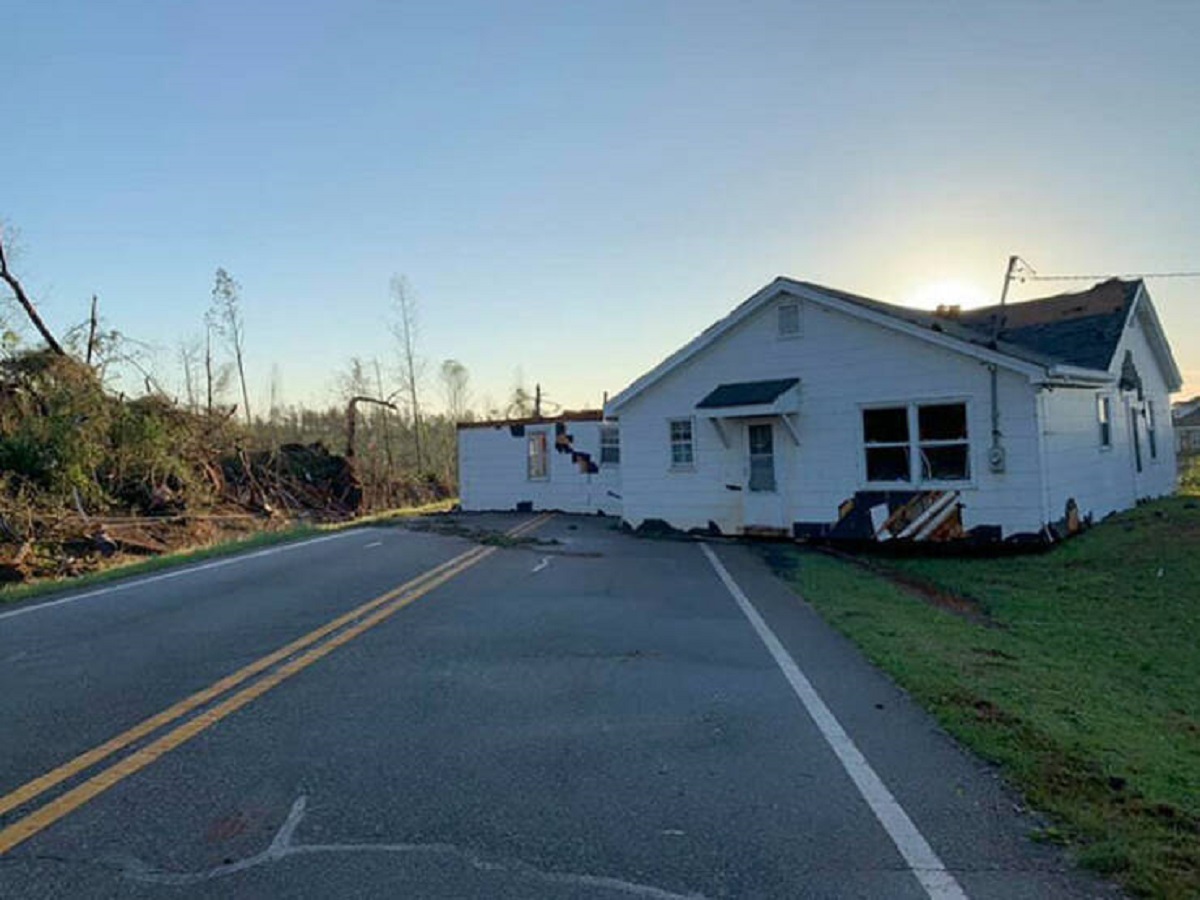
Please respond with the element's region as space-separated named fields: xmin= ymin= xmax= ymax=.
xmin=5 ymin=0 xmax=1200 ymax=414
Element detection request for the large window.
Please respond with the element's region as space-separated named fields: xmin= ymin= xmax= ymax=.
xmin=669 ymin=419 xmax=694 ymax=468
xmin=527 ymin=431 xmax=548 ymax=480
xmin=862 ymin=402 xmax=970 ymax=484
xmin=600 ymin=424 xmax=620 ymax=465
xmin=1097 ymin=395 xmax=1112 ymax=448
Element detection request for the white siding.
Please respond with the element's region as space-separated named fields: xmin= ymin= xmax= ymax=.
xmin=1040 ymin=303 xmax=1178 ymax=524
xmin=616 ymin=297 xmax=1046 ymax=537
xmin=458 ymin=419 xmax=621 ymax=515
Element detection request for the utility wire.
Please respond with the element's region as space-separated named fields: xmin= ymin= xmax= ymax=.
xmin=1012 ymin=256 xmax=1200 ymax=283
xmin=1021 ymin=271 xmax=1200 ymax=282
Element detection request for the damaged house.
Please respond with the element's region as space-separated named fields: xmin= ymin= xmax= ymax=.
xmin=457 ymin=412 xmax=622 ymax=516
xmin=603 ymin=276 xmax=1181 ymax=544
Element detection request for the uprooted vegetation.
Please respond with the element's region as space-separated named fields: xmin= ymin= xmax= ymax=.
xmin=0 ymin=351 xmax=450 ymax=583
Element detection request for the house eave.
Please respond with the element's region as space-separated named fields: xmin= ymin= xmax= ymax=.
xmin=1036 ymin=365 xmax=1113 ymax=387
xmin=1126 ymin=283 xmax=1184 ymax=392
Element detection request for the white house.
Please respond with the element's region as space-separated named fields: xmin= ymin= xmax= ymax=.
xmin=457 ymin=412 xmax=622 ymax=515
xmin=604 ymin=277 xmax=1181 ymax=544
xmin=1176 ymin=406 xmax=1200 ymax=455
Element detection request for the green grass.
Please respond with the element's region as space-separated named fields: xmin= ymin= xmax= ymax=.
xmin=0 ymin=498 xmax=460 ymax=608
xmin=765 ymin=491 xmax=1200 ymax=898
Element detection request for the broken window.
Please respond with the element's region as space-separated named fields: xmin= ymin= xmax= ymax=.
xmin=669 ymin=419 xmax=694 ymax=468
xmin=1097 ymin=394 xmax=1112 ymax=448
xmin=527 ymin=431 xmax=548 ymax=480
xmin=778 ymin=302 xmax=801 ymax=338
xmin=863 ymin=402 xmax=970 ymax=484
xmin=863 ymin=407 xmax=910 ymax=482
xmin=918 ymin=403 xmax=970 ymax=481
xmin=600 ymin=424 xmax=620 ymax=465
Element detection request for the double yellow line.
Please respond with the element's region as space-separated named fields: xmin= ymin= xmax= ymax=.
xmin=0 ymin=513 xmax=553 ymax=855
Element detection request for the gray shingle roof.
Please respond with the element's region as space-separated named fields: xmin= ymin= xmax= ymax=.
xmin=798 ymin=278 xmax=1139 ymax=372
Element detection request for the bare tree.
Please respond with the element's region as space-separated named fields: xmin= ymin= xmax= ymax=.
xmin=389 ymin=275 xmax=425 ymax=469
xmin=440 ymin=359 xmax=471 ymax=422
xmin=0 ymin=224 xmax=64 ymax=355
xmin=269 ymin=363 xmax=284 ymax=425
xmin=177 ymin=337 xmax=203 ymax=412
xmin=209 ymin=268 xmax=252 ymax=424
xmin=373 ymin=357 xmax=394 ymax=474
xmin=507 ymin=367 xmax=535 ymax=417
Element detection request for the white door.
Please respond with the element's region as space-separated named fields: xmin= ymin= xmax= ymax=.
xmin=742 ymin=421 xmax=785 ymax=530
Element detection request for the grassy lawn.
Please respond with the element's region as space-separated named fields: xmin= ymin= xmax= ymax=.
xmin=0 ymin=499 xmax=458 ymax=608
xmin=765 ymin=479 xmax=1200 ymax=898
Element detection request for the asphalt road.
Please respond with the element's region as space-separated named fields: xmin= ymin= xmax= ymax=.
xmin=0 ymin=514 xmax=1111 ymax=898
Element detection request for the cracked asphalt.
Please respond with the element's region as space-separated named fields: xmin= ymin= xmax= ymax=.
xmin=0 ymin=514 xmax=1112 ymax=898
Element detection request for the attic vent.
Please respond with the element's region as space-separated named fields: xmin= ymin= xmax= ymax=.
xmin=778 ymin=302 xmax=802 ymax=337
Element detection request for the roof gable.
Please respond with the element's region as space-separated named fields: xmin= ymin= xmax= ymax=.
xmin=606 ymin=275 xmax=1182 ymax=415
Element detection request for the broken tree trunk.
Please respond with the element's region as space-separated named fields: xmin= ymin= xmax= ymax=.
xmin=345 ymin=395 xmax=399 ymax=459
xmin=0 ymin=228 xmax=66 ymax=355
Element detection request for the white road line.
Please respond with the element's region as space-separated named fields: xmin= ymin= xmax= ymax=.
xmin=531 ymin=557 xmax=550 ymax=573
xmin=364 ymin=541 xmax=383 ymax=549
xmin=0 ymin=531 xmax=362 ymax=623
xmin=699 ymin=543 xmax=969 ymax=900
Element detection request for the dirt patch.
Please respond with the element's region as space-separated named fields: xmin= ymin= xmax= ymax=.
xmin=790 ymin=545 xmax=997 ymax=625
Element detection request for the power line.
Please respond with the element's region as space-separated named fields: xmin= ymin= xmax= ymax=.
xmin=1020 ymin=270 xmax=1200 ymax=282
xmin=1009 ymin=257 xmax=1200 ymax=283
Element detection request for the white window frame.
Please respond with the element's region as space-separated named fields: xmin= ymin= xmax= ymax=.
xmin=777 ymin=302 xmax=802 ymax=339
xmin=668 ymin=418 xmax=695 ymax=470
xmin=1097 ymin=394 xmax=1112 ymax=449
xmin=527 ymin=430 xmax=549 ymax=481
xmin=599 ymin=424 xmax=620 ymax=466
xmin=860 ymin=399 xmax=973 ymax=487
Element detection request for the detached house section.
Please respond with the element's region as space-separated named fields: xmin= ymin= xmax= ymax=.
xmin=457 ymin=412 xmax=621 ymax=516
xmin=605 ymin=277 xmax=1181 ymax=544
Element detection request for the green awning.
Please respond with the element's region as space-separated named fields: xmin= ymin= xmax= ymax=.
xmin=696 ymin=378 xmax=798 ymax=409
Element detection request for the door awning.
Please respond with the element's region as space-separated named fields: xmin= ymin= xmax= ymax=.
xmin=696 ymin=378 xmax=801 ymax=446
xmin=695 ymin=378 xmax=799 ymax=416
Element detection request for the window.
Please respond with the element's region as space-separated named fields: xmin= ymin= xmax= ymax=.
xmin=1146 ymin=402 xmax=1158 ymax=460
xmin=777 ymin=302 xmax=801 ymax=338
xmin=1130 ymin=407 xmax=1143 ymax=473
xmin=669 ymin=419 xmax=694 ymax=468
xmin=748 ymin=423 xmax=776 ymax=491
xmin=1097 ymin=395 xmax=1112 ymax=448
xmin=862 ymin=402 xmax=970 ymax=484
xmin=918 ymin=403 xmax=970 ymax=481
xmin=599 ymin=424 xmax=620 ymax=465
xmin=527 ymin=431 xmax=548 ymax=480
xmin=863 ymin=406 xmax=910 ymax=482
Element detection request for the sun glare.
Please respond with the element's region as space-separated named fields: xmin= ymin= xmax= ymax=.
xmin=904 ymin=279 xmax=994 ymax=311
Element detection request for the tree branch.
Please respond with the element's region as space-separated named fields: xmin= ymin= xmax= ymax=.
xmin=0 ymin=229 xmax=65 ymax=355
